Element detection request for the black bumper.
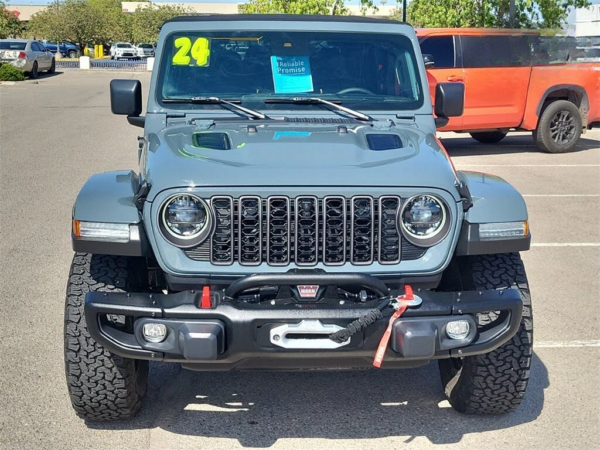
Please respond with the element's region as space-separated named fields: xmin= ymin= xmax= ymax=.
xmin=84 ymin=282 xmax=523 ymax=371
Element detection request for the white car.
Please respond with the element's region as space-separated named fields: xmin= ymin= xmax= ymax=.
xmin=136 ymin=43 xmax=155 ymax=58
xmin=110 ymin=42 xmax=137 ymax=60
xmin=0 ymin=39 xmax=55 ymax=78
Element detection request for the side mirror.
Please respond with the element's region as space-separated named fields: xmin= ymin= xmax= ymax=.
xmin=423 ymin=54 xmax=435 ymax=68
xmin=110 ymin=79 xmax=142 ymax=116
xmin=435 ymin=82 xmax=464 ymax=118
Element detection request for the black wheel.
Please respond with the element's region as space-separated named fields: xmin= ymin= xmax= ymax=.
xmin=68 ymin=50 xmax=77 ymax=59
xmin=469 ymin=131 xmax=507 ymax=144
xmin=64 ymin=253 xmax=149 ymax=421
xmin=29 ymin=61 xmax=39 ymax=79
xmin=534 ymin=100 xmax=582 ymax=153
xmin=47 ymin=58 xmax=55 ymax=74
xmin=439 ymin=253 xmax=533 ymax=414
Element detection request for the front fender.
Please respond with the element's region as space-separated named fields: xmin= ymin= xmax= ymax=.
xmin=72 ymin=170 xmax=150 ymax=256
xmin=456 ymin=171 xmax=530 ymax=256
xmin=73 ymin=170 xmax=141 ymax=223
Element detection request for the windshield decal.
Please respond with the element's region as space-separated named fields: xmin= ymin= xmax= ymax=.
xmin=172 ymin=37 xmax=211 ymax=67
xmin=273 ymin=131 xmax=312 ymax=140
xmin=270 ymin=56 xmax=314 ymax=94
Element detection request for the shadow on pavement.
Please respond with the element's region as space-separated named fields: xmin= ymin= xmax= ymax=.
xmin=89 ymin=353 xmax=549 ymax=447
xmin=441 ymin=133 xmax=599 ymax=156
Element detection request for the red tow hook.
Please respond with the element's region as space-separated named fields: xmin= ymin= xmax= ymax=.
xmin=201 ymin=286 xmax=212 ymax=309
xmin=373 ymin=285 xmax=414 ymax=368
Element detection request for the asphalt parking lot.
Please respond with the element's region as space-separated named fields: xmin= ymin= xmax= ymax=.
xmin=1 ymin=70 xmax=598 ymax=450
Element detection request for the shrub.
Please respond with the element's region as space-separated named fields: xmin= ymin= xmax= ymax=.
xmin=0 ymin=63 xmax=26 ymax=81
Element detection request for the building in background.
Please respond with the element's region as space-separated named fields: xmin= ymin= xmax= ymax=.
xmin=574 ymin=3 xmax=600 ymax=40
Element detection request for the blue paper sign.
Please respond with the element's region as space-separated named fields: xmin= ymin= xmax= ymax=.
xmin=270 ymin=56 xmax=314 ymax=94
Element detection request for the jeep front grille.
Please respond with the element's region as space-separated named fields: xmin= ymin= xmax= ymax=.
xmin=190 ymin=195 xmax=428 ymax=266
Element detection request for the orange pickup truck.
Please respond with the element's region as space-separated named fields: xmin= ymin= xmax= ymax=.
xmin=417 ymin=28 xmax=600 ymax=153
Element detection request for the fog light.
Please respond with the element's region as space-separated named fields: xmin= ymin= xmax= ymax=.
xmin=142 ymin=323 xmax=167 ymax=343
xmin=446 ymin=320 xmax=471 ymax=340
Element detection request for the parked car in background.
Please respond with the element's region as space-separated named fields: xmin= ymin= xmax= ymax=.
xmin=0 ymin=39 xmax=55 ymax=78
xmin=136 ymin=43 xmax=155 ymax=58
xmin=43 ymin=41 xmax=80 ymax=59
xmin=110 ymin=42 xmax=137 ymax=60
xmin=577 ymin=47 xmax=600 ymax=62
xmin=417 ymin=28 xmax=600 ymax=153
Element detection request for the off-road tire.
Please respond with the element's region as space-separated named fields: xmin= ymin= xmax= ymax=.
xmin=64 ymin=253 xmax=149 ymax=421
xmin=534 ymin=100 xmax=582 ymax=153
xmin=47 ymin=58 xmax=55 ymax=74
xmin=439 ymin=253 xmax=533 ymax=414
xmin=469 ymin=131 xmax=507 ymax=144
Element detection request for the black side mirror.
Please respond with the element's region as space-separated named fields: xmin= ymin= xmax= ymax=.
xmin=110 ymin=79 xmax=142 ymax=116
xmin=110 ymin=79 xmax=144 ymax=127
xmin=435 ymin=82 xmax=464 ymax=117
xmin=423 ymin=54 xmax=435 ymax=68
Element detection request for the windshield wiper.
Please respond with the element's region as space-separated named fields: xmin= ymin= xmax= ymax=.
xmin=163 ymin=96 xmax=269 ymax=120
xmin=264 ymin=97 xmax=372 ymax=121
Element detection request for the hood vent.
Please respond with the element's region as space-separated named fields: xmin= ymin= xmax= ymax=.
xmin=366 ymin=134 xmax=403 ymax=151
xmin=193 ymin=132 xmax=231 ymax=150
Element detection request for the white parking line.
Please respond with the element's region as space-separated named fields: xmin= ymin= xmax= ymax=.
xmin=522 ymin=194 xmax=600 ymax=197
xmin=535 ymin=340 xmax=600 ymax=348
xmin=531 ymin=243 xmax=600 ymax=247
xmin=455 ymin=164 xmax=600 ymax=167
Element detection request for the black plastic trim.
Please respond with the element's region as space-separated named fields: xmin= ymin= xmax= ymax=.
xmin=456 ymin=221 xmax=531 ymax=256
xmin=224 ymin=272 xmax=390 ymax=299
xmin=84 ymin=287 xmax=523 ymax=366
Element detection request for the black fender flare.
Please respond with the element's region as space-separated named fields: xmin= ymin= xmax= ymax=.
xmin=536 ymin=84 xmax=590 ymax=120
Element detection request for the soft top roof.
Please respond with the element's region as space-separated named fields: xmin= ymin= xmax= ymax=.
xmin=164 ymin=14 xmax=405 ymax=26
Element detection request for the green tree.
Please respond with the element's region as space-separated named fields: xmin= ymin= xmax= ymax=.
xmin=88 ymin=0 xmax=134 ymax=43
xmin=28 ymin=0 xmax=103 ymax=48
xmin=131 ymin=4 xmax=190 ymax=44
xmin=0 ymin=1 xmax=24 ymax=38
xmin=239 ymin=0 xmax=379 ymax=15
xmin=407 ymin=0 xmax=590 ymax=29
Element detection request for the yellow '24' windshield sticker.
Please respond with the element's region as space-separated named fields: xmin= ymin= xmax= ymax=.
xmin=172 ymin=37 xmax=210 ymax=66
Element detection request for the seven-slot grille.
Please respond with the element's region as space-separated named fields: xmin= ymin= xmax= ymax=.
xmin=194 ymin=195 xmax=426 ymax=266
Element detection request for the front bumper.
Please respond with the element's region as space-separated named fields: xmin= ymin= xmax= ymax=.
xmin=85 ymin=278 xmax=522 ymax=371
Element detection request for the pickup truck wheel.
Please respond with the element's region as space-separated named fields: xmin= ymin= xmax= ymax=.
xmin=438 ymin=253 xmax=533 ymax=414
xmin=68 ymin=50 xmax=77 ymax=59
xmin=469 ymin=131 xmax=507 ymax=144
xmin=64 ymin=253 xmax=149 ymax=421
xmin=534 ymin=100 xmax=582 ymax=153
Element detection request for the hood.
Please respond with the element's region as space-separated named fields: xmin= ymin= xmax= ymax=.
xmin=143 ymin=121 xmax=459 ymax=200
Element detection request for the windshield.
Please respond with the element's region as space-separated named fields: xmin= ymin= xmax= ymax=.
xmin=117 ymin=43 xmax=132 ymax=48
xmin=139 ymin=44 xmax=153 ymax=48
xmin=0 ymin=42 xmax=26 ymax=50
xmin=157 ymin=31 xmax=424 ymax=111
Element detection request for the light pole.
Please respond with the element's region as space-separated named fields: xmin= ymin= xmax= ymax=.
xmin=403 ymin=0 xmax=407 ymax=22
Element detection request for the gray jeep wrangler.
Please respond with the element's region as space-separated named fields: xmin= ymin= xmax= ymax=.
xmin=65 ymin=15 xmax=533 ymax=421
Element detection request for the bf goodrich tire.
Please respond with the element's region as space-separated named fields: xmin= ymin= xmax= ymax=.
xmin=469 ymin=131 xmax=507 ymax=144
xmin=534 ymin=100 xmax=582 ymax=153
xmin=64 ymin=253 xmax=149 ymax=421
xmin=439 ymin=253 xmax=533 ymax=414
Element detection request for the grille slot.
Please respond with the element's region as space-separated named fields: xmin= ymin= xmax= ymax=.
xmin=323 ymin=196 xmax=347 ymax=265
xmin=238 ymin=196 xmax=262 ymax=265
xmin=350 ymin=196 xmax=374 ymax=265
xmin=267 ymin=196 xmax=291 ymax=266
xmin=295 ymin=196 xmax=319 ymax=266
xmin=211 ymin=196 xmax=234 ymax=265
xmin=378 ymin=196 xmax=401 ymax=264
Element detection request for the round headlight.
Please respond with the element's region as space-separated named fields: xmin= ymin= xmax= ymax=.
xmin=160 ymin=194 xmax=213 ymax=247
xmin=399 ymin=194 xmax=449 ymax=247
